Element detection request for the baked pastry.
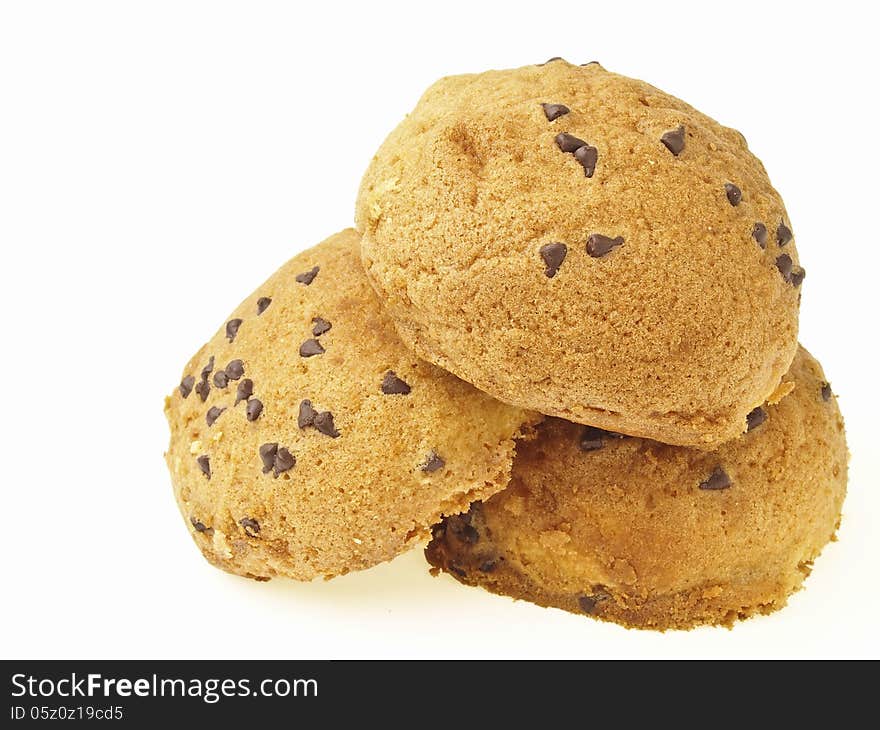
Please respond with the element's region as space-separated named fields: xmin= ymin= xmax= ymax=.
xmin=165 ymin=229 xmax=537 ymax=581
xmin=426 ymin=346 xmax=846 ymax=630
xmin=356 ymin=58 xmax=803 ymax=448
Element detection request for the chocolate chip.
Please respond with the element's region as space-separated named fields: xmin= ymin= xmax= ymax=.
xmin=539 ymin=242 xmax=567 ymax=278
xmin=752 ymin=222 xmax=768 ymax=249
xmin=579 ymin=426 xmax=606 ymax=451
xmin=447 ymin=515 xmax=478 ymax=544
xmin=311 ymin=317 xmax=332 ymax=336
xmin=776 ymin=253 xmax=793 ymax=280
xmin=239 ymin=517 xmax=260 ymax=536
xmin=235 ymin=378 xmax=253 ymax=405
xmin=421 ymin=450 xmax=445 ymax=473
xmin=660 ymin=125 xmax=686 ymax=156
xmin=259 ymin=444 xmax=295 ymax=478
xmin=225 ymin=359 xmax=244 ymax=380
xmin=196 ymin=455 xmax=211 ymax=479
xmin=587 ymin=233 xmax=624 ymax=258
xmin=179 ymin=375 xmax=195 ymax=398
xmin=579 ymin=595 xmax=599 ymax=613
xmin=200 ymin=356 xmax=215 ymax=380
xmin=246 ymin=398 xmax=263 ymax=421
xmin=580 ymin=589 xmax=611 ymax=612
xmin=574 ymin=144 xmax=598 ymax=177
xmin=273 ymin=447 xmax=296 ymax=476
xmin=821 ymin=382 xmax=832 ymax=401
xmin=259 ymin=443 xmax=278 ymax=473
xmin=789 ymin=267 xmax=806 ymax=287
xmin=542 ymin=103 xmax=570 ymax=121
xmin=313 ymin=411 xmax=340 ymax=438
xmin=555 ymin=132 xmax=588 ymax=153
xmin=299 ymin=338 xmax=325 ymax=357
xmin=777 ymin=222 xmax=793 ymax=246
xmin=554 ymin=132 xmax=598 ymax=176
xmin=225 ymin=318 xmax=242 ymax=342
xmin=539 ymin=56 xmax=564 ymax=65
xmin=212 ymin=370 xmax=229 ymax=388
xmin=448 ymin=562 xmax=468 ymax=577
xmin=725 ymin=183 xmax=742 ymax=206
xmin=452 ymin=523 xmax=478 ymax=544
xmin=699 ymin=466 xmax=731 ymax=491
xmin=190 ymin=517 xmax=213 ymax=535
xmin=746 ymin=406 xmax=767 ymax=431
xmin=256 ymin=297 xmax=272 ymax=315
xmin=194 ymin=378 xmax=210 ymax=402
xmin=479 ymin=560 xmax=497 ymax=573
xmin=298 ymin=399 xmax=317 ymax=428
xmin=295 ymin=266 xmax=319 ymax=285
xmin=381 ymin=370 xmax=411 ymax=395
xmin=205 ymin=406 xmax=225 ymax=427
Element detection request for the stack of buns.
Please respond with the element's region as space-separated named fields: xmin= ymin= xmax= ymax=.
xmin=165 ymin=60 xmax=846 ymax=630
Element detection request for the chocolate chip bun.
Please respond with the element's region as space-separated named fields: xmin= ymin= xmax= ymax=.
xmin=165 ymin=229 xmax=538 ymax=581
xmin=356 ymin=59 xmax=803 ymax=448
xmin=426 ymin=346 xmax=846 ymax=630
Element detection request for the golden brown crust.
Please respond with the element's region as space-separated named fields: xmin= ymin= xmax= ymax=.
xmin=426 ymin=347 xmax=847 ymax=630
xmin=356 ymin=60 xmax=801 ymax=448
xmin=165 ymin=229 xmax=539 ymax=581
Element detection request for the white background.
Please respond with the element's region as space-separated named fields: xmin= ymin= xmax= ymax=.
xmin=1 ymin=0 xmax=877 ymax=659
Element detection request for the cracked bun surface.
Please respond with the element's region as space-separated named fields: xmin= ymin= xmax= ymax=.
xmin=356 ymin=59 xmax=803 ymax=448
xmin=426 ymin=347 xmax=846 ymax=630
xmin=165 ymin=229 xmax=538 ymax=581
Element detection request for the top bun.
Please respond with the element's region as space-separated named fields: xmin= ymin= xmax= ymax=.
xmin=356 ymin=59 xmax=803 ymax=448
